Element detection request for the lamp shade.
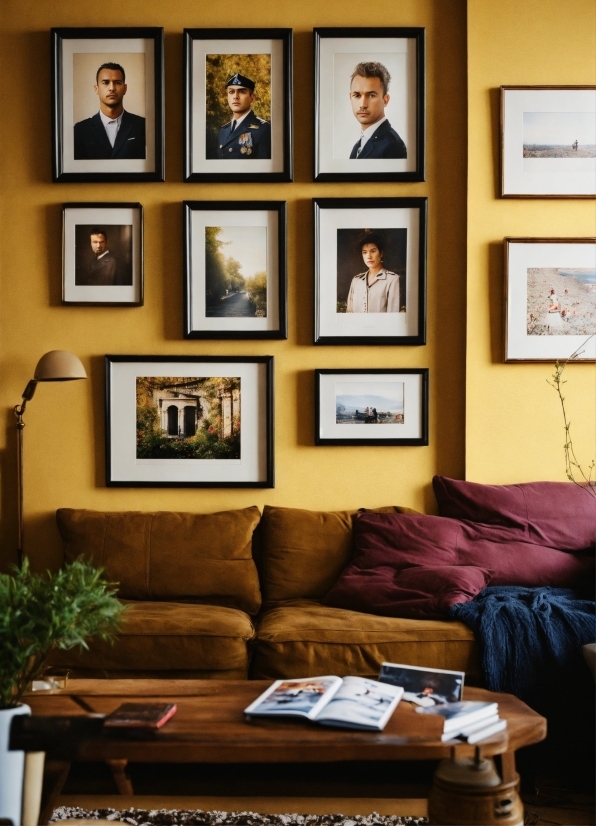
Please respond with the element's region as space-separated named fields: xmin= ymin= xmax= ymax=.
xmin=33 ymin=350 xmax=87 ymax=382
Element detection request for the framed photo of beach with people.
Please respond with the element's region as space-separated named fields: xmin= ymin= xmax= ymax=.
xmin=52 ymin=27 xmax=164 ymax=182
xmin=313 ymin=28 xmax=425 ymax=182
xmin=105 ymin=355 xmax=274 ymax=487
xmin=504 ymin=238 xmax=596 ymax=362
xmin=314 ymin=197 xmax=427 ymax=345
xmin=184 ymin=28 xmax=293 ymax=182
xmin=184 ymin=201 xmax=287 ymax=339
xmin=315 ymin=368 xmax=429 ymax=446
xmin=501 ymin=86 xmax=596 ymax=197
xmin=63 ymin=202 xmax=143 ymax=305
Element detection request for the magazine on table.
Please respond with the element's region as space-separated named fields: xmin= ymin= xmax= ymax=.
xmin=451 ymin=716 xmax=507 ymax=744
xmin=378 ymin=661 xmax=465 ymax=707
xmin=415 ymin=700 xmax=498 ymax=734
xmin=244 ymin=676 xmax=404 ymax=731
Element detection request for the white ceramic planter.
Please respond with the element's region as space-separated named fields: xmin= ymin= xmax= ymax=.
xmin=0 ymin=703 xmax=31 ymax=826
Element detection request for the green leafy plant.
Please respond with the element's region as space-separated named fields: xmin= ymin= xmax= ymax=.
xmin=0 ymin=558 xmax=125 ymax=709
xmin=547 ymin=336 xmax=596 ymax=498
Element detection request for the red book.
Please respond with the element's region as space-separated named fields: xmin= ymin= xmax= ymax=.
xmin=103 ymin=702 xmax=177 ymax=729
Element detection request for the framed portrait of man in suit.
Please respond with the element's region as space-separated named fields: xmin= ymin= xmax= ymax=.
xmin=185 ymin=28 xmax=293 ymax=182
xmin=52 ymin=28 xmax=164 ymax=182
xmin=314 ymin=28 xmax=425 ymax=182
xmin=63 ymin=202 xmax=143 ymax=305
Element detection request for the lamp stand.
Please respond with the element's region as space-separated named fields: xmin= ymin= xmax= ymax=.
xmin=14 ymin=400 xmax=28 ymax=568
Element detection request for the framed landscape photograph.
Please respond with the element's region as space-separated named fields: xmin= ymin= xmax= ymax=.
xmin=314 ymin=27 xmax=425 ymax=182
xmin=63 ymin=202 xmax=143 ymax=305
xmin=314 ymin=197 xmax=427 ymax=345
xmin=501 ymin=86 xmax=596 ymax=197
xmin=185 ymin=28 xmax=292 ymax=182
xmin=315 ymin=368 xmax=428 ymax=446
xmin=52 ymin=27 xmax=164 ymax=182
xmin=504 ymin=237 xmax=596 ymax=362
xmin=184 ymin=201 xmax=287 ymax=339
xmin=106 ymin=355 xmax=274 ymax=487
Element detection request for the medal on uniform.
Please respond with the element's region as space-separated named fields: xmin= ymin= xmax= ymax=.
xmin=238 ymin=132 xmax=253 ymax=153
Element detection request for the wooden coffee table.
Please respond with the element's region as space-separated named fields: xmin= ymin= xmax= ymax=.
xmin=20 ymin=679 xmax=546 ymax=826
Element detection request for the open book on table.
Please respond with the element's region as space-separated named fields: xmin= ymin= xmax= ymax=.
xmin=244 ymin=676 xmax=404 ymax=731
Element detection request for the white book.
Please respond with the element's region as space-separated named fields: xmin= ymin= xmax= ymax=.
xmin=416 ymin=700 xmax=498 ymax=732
xmin=455 ymin=717 xmax=507 ymax=744
xmin=244 ymin=675 xmax=404 ymax=731
xmin=441 ymin=713 xmax=500 ymax=742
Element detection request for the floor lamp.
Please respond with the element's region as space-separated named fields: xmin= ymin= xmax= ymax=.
xmin=14 ymin=350 xmax=87 ymax=567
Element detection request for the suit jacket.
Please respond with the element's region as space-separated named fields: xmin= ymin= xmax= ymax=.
xmin=216 ymin=111 xmax=271 ymax=159
xmin=350 ymin=119 xmax=407 ymax=160
xmin=84 ymin=252 xmax=130 ymax=286
xmin=74 ymin=111 xmax=146 ymax=160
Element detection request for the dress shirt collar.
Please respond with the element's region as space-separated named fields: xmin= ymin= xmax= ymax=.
xmin=360 ymin=117 xmax=387 ymax=148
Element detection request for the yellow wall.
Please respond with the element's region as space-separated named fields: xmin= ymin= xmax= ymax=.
xmin=0 ymin=0 xmax=467 ymax=570
xmin=466 ymin=0 xmax=596 ymax=482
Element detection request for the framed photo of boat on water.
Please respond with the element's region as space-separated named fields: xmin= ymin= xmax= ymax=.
xmin=504 ymin=238 xmax=596 ymax=362
xmin=314 ymin=368 xmax=429 ymax=446
xmin=501 ymin=86 xmax=596 ymax=198
xmin=184 ymin=201 xmax=287 ymax=339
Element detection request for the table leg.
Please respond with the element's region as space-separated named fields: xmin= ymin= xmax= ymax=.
xmin=37 ymin=760 xmax=71 ymax=826
xmin=106 ymin=759 xmax=134 ymax=795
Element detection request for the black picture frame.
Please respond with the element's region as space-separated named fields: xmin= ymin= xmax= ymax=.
xmin=314 ymin=197 xmax=427 ymax=345
xmin=315 ymin=368 xmax=429 ymax=446
xmin=106 ymin=355 xmax=274 ymax=487
xmin=52 ymin=27 xmax=165 ymax=182
xmin=63 ymin=202 xmax=143 ymax=306
xmin=184 ymin=28 xmax=293 ymax=182
xmin=313 ymin=27 xmax=425 ymax=182
xmin=184 ymin=201 xmax=287 ymax=339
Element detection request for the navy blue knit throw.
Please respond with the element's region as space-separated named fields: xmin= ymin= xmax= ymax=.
xmin=448 ymin=586 xmax=596 ymax=701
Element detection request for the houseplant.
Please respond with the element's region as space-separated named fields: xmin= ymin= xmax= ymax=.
xmin=0 ymin=557 xmax=124 ymax=825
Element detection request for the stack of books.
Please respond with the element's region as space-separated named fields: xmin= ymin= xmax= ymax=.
xmin=415 ymin=700 xmax=507 ymax=743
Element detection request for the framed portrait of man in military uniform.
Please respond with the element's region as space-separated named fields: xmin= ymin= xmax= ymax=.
xmin=314 ymin=28 xmax=425 ymax=183
xmin=63 ymin=202 xmax=143 ymax=305
xmin=52 ymin=27 xmax=164 ymax=182
xmin=184 ymin=28 xmax=293 ymax=182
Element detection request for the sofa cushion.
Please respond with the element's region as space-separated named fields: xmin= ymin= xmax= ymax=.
xmin=324 ymin=512 xmax=594 ymax=603
xmin=48 ymin=600 xmax=255 ymax=678
xmin=56 ymin=507 xmax=262 ymax=614
xmin=323 ymin=563 xmax=492 ymax=619
xmin=433 ymin=476 xmax=596 ymax=552
xmin=260 ymin=504 xmax=417 ymax=605
xmin=252 ymin=600 xmax=480 ymax=681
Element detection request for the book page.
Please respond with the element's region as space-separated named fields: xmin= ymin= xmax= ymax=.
xmin=315 ymin=677 xmax=403 ymax=729
xmin=244 ymin=676 xmax=342 ymax=719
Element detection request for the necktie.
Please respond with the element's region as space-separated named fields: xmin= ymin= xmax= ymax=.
xmin=106 ymin=119 xmax=118 ymax=147
xmin=356 ymin=134 xmax=365 ymax=157
xmin=231 ymin=120 xmax=237 ymax=132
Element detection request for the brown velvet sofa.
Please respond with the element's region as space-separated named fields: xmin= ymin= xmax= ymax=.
xmin=48 ymin=505 xmax=481 ymax=682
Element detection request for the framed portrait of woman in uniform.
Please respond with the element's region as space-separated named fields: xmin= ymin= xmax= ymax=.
xmin=184 ymin=28 xmax=293 ymax=182
xmin=314 ymin=197 xmax=427 ymax=345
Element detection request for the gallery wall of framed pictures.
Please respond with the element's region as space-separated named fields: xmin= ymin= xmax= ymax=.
xmin=46 ymin=24 xmax=433 ymax=488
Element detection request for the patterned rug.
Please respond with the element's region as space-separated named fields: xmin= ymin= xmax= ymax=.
xmin=51 ymin=807 xmax=429 ymax=826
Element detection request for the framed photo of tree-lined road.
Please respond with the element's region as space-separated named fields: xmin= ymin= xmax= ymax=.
xmin=105 ymin=355 xmax=274 ymax=487
xmin=184 ymin=28 xmax=293 ymax=182
xmin=184 ymin=201 xmax=287 ymax=339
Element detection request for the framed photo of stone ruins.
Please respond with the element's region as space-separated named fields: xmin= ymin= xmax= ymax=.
xmin=504 ymin=237 xmax=596 ymax=362
xmin=105 ymin=355 xmax=274 ymax=487
xmin=184 ymin=28 xmax=293 ymax=182
xmin=501 ymin=86 xmax=596 ymax=197
xmin=315 ymin=368 xmax=429 ymax=446
xmin=63 ymin=202 xmax=143 ymax=305
xmin=313 ymin=27 xmax=425 ymax=182
xmin=314 ymin=197 xmax=427 ymax=345
xmin=52 ymin=27 xmax=165 ymax=182
xmin=184 ymin=200 xmax=287 ymax=339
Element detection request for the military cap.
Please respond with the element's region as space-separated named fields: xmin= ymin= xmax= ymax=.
xmin=225 ymin=73 xmax=255 ymax=92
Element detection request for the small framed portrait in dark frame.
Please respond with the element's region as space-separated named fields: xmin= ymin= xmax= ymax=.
xmin=185 ymin=28 xmax=293 ymax=182
xmin=52 ymin=27 xmax=164 ymax=182
xmin=314 ymin=28 xmax=425 ymax=182
xmin=63 ymin=203 xmax=143 ymax=305
xmin=314 ymin=197 xmax=427 ymax=345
